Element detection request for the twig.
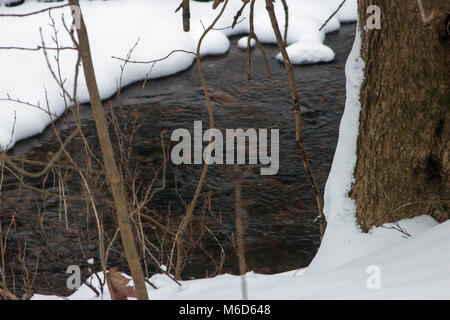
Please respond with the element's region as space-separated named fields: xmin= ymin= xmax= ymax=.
xmin=0 ymin=4 xmax=69 ymax=17
xmin=281 ymin=0 xmax=289 ymax=46
xmin=416 ymin=0 xmax=435 ymax=23
xmin=247 ymin=0 xmax=271 ymax=80
xmin=265 ymin=0 xmax=326 ymax=239
xmin=1 ymin=127 xmax=81 ymax=179
xmin=232 ymin=0 xmax=249 ymax=29
xmin=0 ymin=287 xmax=19 ymax=300
xmin=234 ymin=167 xmax=248 ymax=300
xmin=381 ymin=222 xmax=411 ymax=238
xmin=175 ymin=0 xmax=191 ymax=32
xmin=0 ymin=46 xmax=75 ymax=51
xmin=390 ymin=200 xmax=450 ymax=216
xmin=319 ymin=0 xmax=346 ymax=31
xmin=212 ymin=0 xmax=225 ymax=10
xmin=112 ymin=49 xmax=196 ymax=65
xmin=172 ymin=0 xmax=230 ymax=281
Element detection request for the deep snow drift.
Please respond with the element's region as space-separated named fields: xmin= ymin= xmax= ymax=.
xmin=32 ymin=22 xmax=450 ymax=300
xmin=0 ymin=0 xmax=357 ymax=149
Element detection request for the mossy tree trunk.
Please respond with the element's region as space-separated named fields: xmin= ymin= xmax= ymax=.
xmin=351 ymin=0 xmax=449 ymax=231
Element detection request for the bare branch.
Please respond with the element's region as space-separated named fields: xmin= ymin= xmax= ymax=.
xmin=416 ymin=0 xmax=435 ymax=23
xmin=265 ymin=0 xmax=326 ymax=239
xmin=0 ymin=45 xmax=75 ymax=51
xmin=319 ymin=0 xmax=346 ymax=31
xmin=175 ymin=0 xmax=191 ymax=32
xmin=172 ymin=0 xmax=230 ymax=281
xmin=112 ymin=49 xmax=196 ymax=65
xmin=0 ymin=4 xmax=69 ymax=18
xmin=232 ymin=0 xmax=249 ymax=29
xmin=281 ymin=0 xmax=289 ymax=45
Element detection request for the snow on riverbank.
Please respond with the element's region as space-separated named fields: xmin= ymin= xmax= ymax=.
xmin=306 ymin=23 xmax=366 ymax=273
xmin=0 ymin=0 xmax=357 ymax=149
xmin=32 ymin=23 xmax=450 ymax=300
xmin=32 ymin=217 xmax=450 ymax=300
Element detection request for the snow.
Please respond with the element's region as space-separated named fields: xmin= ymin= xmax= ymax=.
xmin=306 ymin=22 xmax=366 ymax=273
xmin=0 ymin=0 xmax=357 ymax=150
xmin=32 ymin=217 xmax=450 ymax=300
xmin=31 ymin=23 xmax=450 ymax=300
xmin=237 ymin=36 xmax=256 ymax=50
xmin=277 ymin=42 xmax=335 ymax=65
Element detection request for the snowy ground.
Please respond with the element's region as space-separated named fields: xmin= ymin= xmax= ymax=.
xmin=0 ymin=0 xmax=356 ymax=149
xmin=33 ymin=217 xmax=450 ymax=300
xmin=31 ymin=18 xmax=450 ymax=300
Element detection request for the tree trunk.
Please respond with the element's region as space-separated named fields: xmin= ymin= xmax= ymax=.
xmin=68 ymin=0 xmax=148 ymax=300
xmin=351 ymin=0 xmax=449 ymax=231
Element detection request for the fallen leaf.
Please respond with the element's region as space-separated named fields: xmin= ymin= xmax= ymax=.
xmin=106 ymin=267 xmax=137 ymax=300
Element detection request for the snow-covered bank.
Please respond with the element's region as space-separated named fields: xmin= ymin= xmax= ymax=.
xmin=306 ymin=24 xmax=366 ymax=273
xmin=0 ymin=0 xmax=357 ymax=149
xmin=32 ymin=217 xmax=450 ymax=300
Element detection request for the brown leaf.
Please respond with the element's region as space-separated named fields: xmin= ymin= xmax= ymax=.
xmin=106 ymin=267 xmax=137 ymax=300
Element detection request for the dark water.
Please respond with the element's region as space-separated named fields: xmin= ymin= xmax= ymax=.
xmin=2 ymin=24 xmax=355 ymax=296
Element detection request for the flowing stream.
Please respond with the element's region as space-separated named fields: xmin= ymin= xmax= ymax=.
xmin=3 ymin=23 xmax=356 ymax=296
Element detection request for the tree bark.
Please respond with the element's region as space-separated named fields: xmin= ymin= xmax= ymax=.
xmin=352 ymin=0 xmax=449 ymax=231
